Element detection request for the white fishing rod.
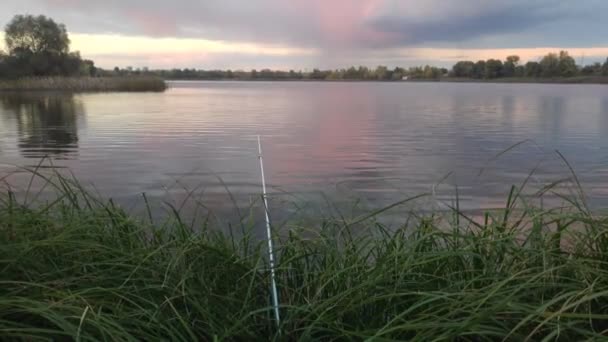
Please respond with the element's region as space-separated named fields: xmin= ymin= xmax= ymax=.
xmin=257 ymin=135 xmax=281 ymax=326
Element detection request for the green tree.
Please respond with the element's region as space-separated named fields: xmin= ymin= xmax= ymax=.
xmin=391 ymin=67 xmax=405 ymax=80
xmin=1 ymin=15 xmax=95 ymax=78
xmin=484 ymin=59 xmax=503 ymax=79
xmin=472 ymin=60 xmax=486 ymax=79
xmin=422 ymin=65 xmax=441 ymax=79
xmin=558 ymin=51 xmax=577 ymax=77
xmin=540 ymin=53 xmax=560 ymax=77
xmin=374 ymin=65 xmax=388 ymax=80
xmin=602 ymin=58 xmax=608 ymax=76
xmin=5 ymin=15 xmax=69 ymax=56
xmin=311 ymin=68 xmax=328 ymax=80
xmin=525 ymin=61 xmax=542 ymax=77
xmin=503 ymin=55 xmax=520 ymax=77
xmin=451 ymin=61 xmax=475 ymax=77
xmin=344 ymin=66 xmax=358 ymax=79
xmin=581 ymin=63 xmax=602 ymax=75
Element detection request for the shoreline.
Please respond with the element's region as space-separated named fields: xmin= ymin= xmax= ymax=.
xmin=164 ymin=76 xmax=608 ymax=85
xmin=0 ymin=76 xmax=168 ymax=92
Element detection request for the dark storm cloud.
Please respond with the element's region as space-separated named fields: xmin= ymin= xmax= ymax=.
xmin=368 ymin=0 xmax=608 ymax=48
xmin=371 ymin=4 xmax=552 ymax=45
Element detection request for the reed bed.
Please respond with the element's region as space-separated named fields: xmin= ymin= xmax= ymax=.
xmin=1 ymin=168 xmax=608 ymax=341
xmin=0 ymin=76 xmax=167 ymax=92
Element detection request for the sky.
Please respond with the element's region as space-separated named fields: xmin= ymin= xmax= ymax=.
xmin=1 ymin=0 xmax=608 ymax=70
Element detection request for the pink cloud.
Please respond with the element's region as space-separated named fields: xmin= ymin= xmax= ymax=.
xmin=125 ymin=10 xmax=178 ymax=36
xmin=291 ymin=0 xmax=391 ymax=48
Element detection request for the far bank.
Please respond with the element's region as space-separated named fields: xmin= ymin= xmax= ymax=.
xmin=162 ymin=76 xmax=608 ymax=85
xmin=0 ymin=77 xmax=168 ymax=92
xmin=434 ymin=76 xmax=608 ymax=84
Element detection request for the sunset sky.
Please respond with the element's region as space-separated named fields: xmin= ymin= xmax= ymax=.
xmin=1 ymin=0 xmax=607 ymax=69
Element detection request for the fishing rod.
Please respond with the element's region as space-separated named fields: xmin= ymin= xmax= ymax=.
xmin=257 ymin=135 xmax=281 ymax=327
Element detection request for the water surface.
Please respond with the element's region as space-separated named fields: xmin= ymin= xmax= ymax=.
xmin=1 ymin=81 xmax=607 ymax=213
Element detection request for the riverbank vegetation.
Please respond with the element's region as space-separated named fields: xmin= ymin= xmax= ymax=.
xmin=0 ymin=76 xmax=167 ymax=92
xmin=0 ymin=15 xmax=167 ymax=92
xmin=143 ymin=50 xmax=608 ymax=83
xmin=2 ymin=169 xmax=608 ymax=340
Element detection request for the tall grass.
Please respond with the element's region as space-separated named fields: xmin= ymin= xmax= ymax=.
xmin=0 ymin=76 xmax=168 ymax=92
xmin=1 ymin=169 xmax=608 ymax=340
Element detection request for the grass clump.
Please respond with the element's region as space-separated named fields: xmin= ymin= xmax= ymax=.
xmin=2 ymin=170 xmax=608 ymax=340
xmin=0 ymin=76 xmax=168 ymax=92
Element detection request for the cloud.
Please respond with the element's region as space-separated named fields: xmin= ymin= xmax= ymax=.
xmin=368 ymin=0 xmax=608 ymax=48
xmin=4 ymin=0 xmax=603 ymax=48
xmin=1 ymin=0 xmax=608 ymax=68
xmin=370 ymin=2 xmax=551 ymax=45
xmin=68 ymin=33 xmax=319 ymax=69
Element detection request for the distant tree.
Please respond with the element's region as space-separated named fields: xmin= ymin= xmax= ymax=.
xmin=581 ymin=63 xmax=602 ymax=75
xmin=344 ymin=66 xmax=358 ymax=79
xmin=406 ymin=66 xmax=425 ymax=79
xmin=525 ymin=61 xmax=542 ymax=77
xmin=472 ymin=60 xmax=486 ymax=79
xmin=5 ymin=15 xmax=69 ymax=56
xmin=484 ymin=59 xmax=503 ymax=79
xmin=602 ymin=58 xmax=608 ymax=76
xmin=422 ymin=65 xmax=441 ymax=79
xmin=503 ymin=55 xmax=520 ymax=77
xmin=391 ymin=67 xmax=405 ymax=80
xmin=355 ymin=66 xmax=369 ymax=79
xmin=540 ymin=53 xmax=560 ymax=77
xmin=506 ymin=55 xmax=520 ymax=64
xmin=259 ymin=68 xmax=273 ymax=79
xmin=310 ymin=68 xmax=326 ymax=80
xmin=452 ymin=61 xmax=475 ymax=77
xmin=374 ymin=65 xmax=388 ymax=80
xmin=326 ymin=69 xmax=343 ymax=80
xmin=558 ymin=51 xmax=577 ymax=77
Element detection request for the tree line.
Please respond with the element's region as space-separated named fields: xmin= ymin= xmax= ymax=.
xmin=451 ymin=52 xmax=608 ymax=79
xmin=0 ymin=15 xmax=96 ymax=79
xmin=136 ymin=65 xmax=448 ymax=81
xmin=140 ymin=51 xmax=608 ymax=81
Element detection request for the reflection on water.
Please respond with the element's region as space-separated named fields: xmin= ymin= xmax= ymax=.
xmin=0 ymin=82 xmax=608 ymax=212
xmin=0 ymin=93 xmax=82 ymax=159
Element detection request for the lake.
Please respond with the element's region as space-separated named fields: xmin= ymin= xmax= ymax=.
xmin=1 ymin=81 xmax=608 ymax=217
